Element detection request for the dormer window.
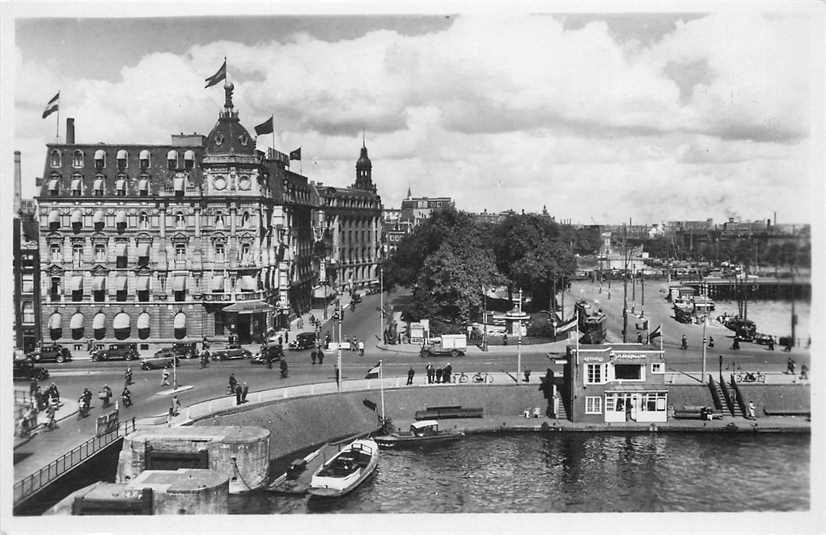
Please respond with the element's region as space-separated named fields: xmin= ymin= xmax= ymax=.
xmin=167 ymin=150 xmax=178 ymax=170
xmin=50 ymin=149 xmax=61 ymax=168
xmin=116 ymin=149 xmax=128 ymax=170
xmin=93 ymin=175 xmax=104 ymax=196
xmin=72 ymin=150 xmax=84 ymax=168
xmin=184 ymin=150 xmax=195 ymax=170
xmin=139 ymin=149 xmax=150 ymax=170
xmin=94 ymin=150 xmax=106 ymax=170
xmin=115 ymin=176 xmax=127 ymax=196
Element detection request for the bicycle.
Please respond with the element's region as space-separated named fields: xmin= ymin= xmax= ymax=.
xmin=452 ymin=372 xmax=469 ymax=383
xmin=473 ymin=371 xmax=494 ymax=384
xmin=734 ymin=371 xmax=765 ymax=383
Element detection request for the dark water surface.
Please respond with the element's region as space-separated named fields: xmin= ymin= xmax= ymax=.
xmin=231 ymin=433 xmax=809 ymax=514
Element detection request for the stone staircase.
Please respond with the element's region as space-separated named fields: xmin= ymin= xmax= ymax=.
xmin=722 ymin=380 xmax=744 ymax=418
xmin=555 ymin=399 xmax=568 ymax=421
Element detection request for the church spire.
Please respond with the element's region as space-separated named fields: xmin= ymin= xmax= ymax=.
xmin=355 ymin=135 xmax=374 ymax=192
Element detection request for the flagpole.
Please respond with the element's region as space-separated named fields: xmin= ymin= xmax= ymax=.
xmin=56 ymin=104 xmax=60 ymax=144
xmin=271 ymin=113 xmax=275 ymax=154
xmin=379 ymin=360 xmax=385 ymax=424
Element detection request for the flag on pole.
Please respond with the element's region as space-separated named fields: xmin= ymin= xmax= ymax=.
xmin=42 ymin=92 xmax=59 ymax=119
xmin=365 ymin=361 xmax=382 ymax=379
xmin=289 ymin=148 xmax=301 ymax=161
xmin=554 ymin=317 xmax=578 ymax=336
xmin=254 ymin=115 xmax=274 ymax=136
xmin=648 ymin=324 xmax=662 ymax=342
xmin=204 ymin=60 xmax=227 ymax=88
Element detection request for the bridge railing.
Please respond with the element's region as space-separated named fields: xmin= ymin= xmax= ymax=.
xmin=13 ymin=417 xmax=137 ymax=508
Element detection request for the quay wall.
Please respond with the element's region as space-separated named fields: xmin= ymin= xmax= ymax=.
xmin=667 ymin=385 xmax=716 ymax=409
xmin=734 ymin=384 xmax=810 ymax=414
xmin=194 ymin=384 xmax=548 ymax=459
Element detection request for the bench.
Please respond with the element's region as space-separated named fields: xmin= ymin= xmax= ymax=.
xmin=673 ymin=405 xmax=722 ymax=420
xmin=763 ymin=408 xmax=810 ymax=417
xmin=414 ymin=406 xmax=484 ymax=420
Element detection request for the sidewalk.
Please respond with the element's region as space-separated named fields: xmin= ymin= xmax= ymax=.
xmin=13 ymin=391 xmax=79 ymax=450
xmin=376 ymin=339 xmax=572 ymax=356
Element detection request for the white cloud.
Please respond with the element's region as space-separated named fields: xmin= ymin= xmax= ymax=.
xmin=13 ymin=13 xmax=820 ymax=224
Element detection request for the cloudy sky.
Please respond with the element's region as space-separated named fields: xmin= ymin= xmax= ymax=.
xmin=12 ymin=10 xmax=824 ymax=224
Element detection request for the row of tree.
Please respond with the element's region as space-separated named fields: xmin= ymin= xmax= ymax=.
xmin=634 ymin=236 xmax=811 ymax=268
xmin=384 ymin=209 xmax=587 ymax=333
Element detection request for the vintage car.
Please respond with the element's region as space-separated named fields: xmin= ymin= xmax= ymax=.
xmin=13 ymin=359 xmax=50 ymax=381
xmin=212 ymin=345 xmax=253 ymax=361
xmin=26 ymin=343 xmax=72 ymax=363
xmin=288 ymin=332 xmax=318 ymax=351
xmin=92 ymin=343 xmax=139 ymax=361
xmin=753 ymin=333 xmax=776 ymax=346
xmin=251 ymin=343 xmax=284 ymax=364
xmin=140 ymin=350 xmax=181 ymax=370
xmin=170 ymin=342 xmax=198 ymax=359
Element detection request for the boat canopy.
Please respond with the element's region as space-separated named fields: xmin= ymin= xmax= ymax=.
xmin=411 ymin=420 xmax=439 ymax=430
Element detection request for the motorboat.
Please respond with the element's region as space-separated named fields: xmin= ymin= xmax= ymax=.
xmin=307 ymin=438 xmax=378 ymax=498
xmin=374 ymin=420 xmax=464 ymax=449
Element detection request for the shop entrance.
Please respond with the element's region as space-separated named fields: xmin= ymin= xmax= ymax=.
xmin=605 ymin=392 xmax=641 ymax=423
xmin=236 ymin=315 xmax=251 ymax=344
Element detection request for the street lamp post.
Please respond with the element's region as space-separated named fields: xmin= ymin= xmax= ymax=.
xmin=517 ymin=288 xmax=523 ymax=381
xmin=336 ymin=300 xmax=343 ymax=392
xmin=482 ymin=285 xmax=488 ymax=352
xmin=379 ymin=260 xmax=384 ymax=342
xmin=702 ymin=317 xmax=707 ymax=382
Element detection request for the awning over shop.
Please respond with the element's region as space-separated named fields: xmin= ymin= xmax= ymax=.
xmin=137 ymin=313 xmax=150 ymax=329
xmin=313 ymin=286 xmax=336 ymax=299
xmin=70 ymin=276 xmax=83 ymax=291
xmin=605 ymin=386 xmax=668 ymax=393
xmin=70 ymin=313 xmax=84 ymax=329
xmin=212 ymin=275 xmax=225 ymax=291
xmin=240 ymin=275 xmax=257 ymax=291
xmin=114 ymin=243 xmax=127 ymax=257
xmin=173 ymin=313 xmax=186 ymax=329
xmin=136 ymin=243 xmax=150 ymax=257
xmin=92 ymin=277 xmax=106 ymax=291
xmin=222 ymin=300 xmax=271 ymax=315
xmin=92 ymin=313 xmax=105 ymax=330
xmin=172 ymin=275 xmax=187 ymax=292
xmin=136 ymin=276 xmax=150 ymax=291
xmin=49 ymin=313 xmax=62 ymax=329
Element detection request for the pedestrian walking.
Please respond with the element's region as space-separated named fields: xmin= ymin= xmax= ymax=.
xmin=708 ymin=336 xmax=714 ymax=348
xmin=235 ymin=383 xmax=243 ymax=405
xmin=358 ymin=340 xmax=364 ymax=356
xmin=426 ymin=363 xmax=434 ymax=384
xmin=444 ymin=363 xmax=453 ymax=383
xmin=747 ymin=400 xmax=757 ymax=420
xmin=334 ymin=365 xmax=341 ymax=389
xmin=311 ymin=347 xmax=317 ymax=365
xmin=228 ymin=373 xmax=238 ymax=393
xmin=681 ymin=334 xmax=687 ymax=350
xmin=241 ymin=382 xmax=249 ymax=403
xmin=101 ymin=384 xmax=113 ymax=409
xmin=317 ymin=349 xmax=324 ymax=365
xmin=171 ymin=395 xmax=181 ymax=416
xmin=800 ymin=363 xmax=809 ymax=380
xmin=767 ymin=337 xmax=775 ymax=351
xmin=46 ymin=402 xmax=57 ymax=431
xmin=503 ymin=334 xmax=508 ymax=346
xmin=786 ymin=357 xmax=796 ymax=375
xmin=161 ymin=365 xmax=171 ymax=386
xmin=406 ymin=366 xmax=415 ymax=385
xmin=278 ymin=335 xmax=283 ymax=346
xmin=732 ymin=338 xmax=740 ymax=350
xmin=285 ymin=332 xmax=289 ymax=344
xmin=435 ymin=367 xmax=443 ymax=384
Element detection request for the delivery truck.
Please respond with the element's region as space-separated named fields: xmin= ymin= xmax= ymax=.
xmin=420 ymin=334 xmax=467 ymax=358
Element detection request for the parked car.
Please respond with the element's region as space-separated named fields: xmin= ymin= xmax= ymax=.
xmin=288 ymin=332 xmax=318 ymax=351
xmin=26 ymin=343 xmax=72 ymax=363
xmin=251 ymin=343 xmax=284 ymax=364
xmin=140 ymin=350 xmax=180 ymax=370
xmin=92 ymin=343 xmax=139 ymax=361
xmin=13 ymin=359 xmax=49 ymax=381
xmin=170 ymin=342 xmax=197 ymax=359
xmin=212 ymin=345 xmax=252 ymax=361
xmin=753 ymin=333 xmax=775 ymax=346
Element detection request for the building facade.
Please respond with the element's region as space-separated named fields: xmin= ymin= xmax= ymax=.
xmin=399 ymin=191 xmax=454 ymax=228
xmin=565 ymin=343 xmax=668 ymax=424
xmin=13 ymin=150 xmax=41 ymax=353
xmin=34 ymin=82 xmax=315 ymax=346
xmin=312 ymin=142 xmax=383 ymax=295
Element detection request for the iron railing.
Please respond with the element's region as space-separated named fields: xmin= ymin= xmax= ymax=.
xmin=13 ymin=417 xmax=137 ymax=507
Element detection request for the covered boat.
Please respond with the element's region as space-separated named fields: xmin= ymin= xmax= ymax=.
xmin=307 ymin=438 xmax=378 ymax=498
xmin=374 ymin=420 xmax=464 ymax=449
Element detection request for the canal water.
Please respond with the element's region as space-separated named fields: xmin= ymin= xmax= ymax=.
xmin=232 ymin=433 xmax=809 ymax=514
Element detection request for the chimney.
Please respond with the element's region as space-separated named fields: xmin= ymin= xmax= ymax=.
xmin=14 ymin=151 xmax=21 ymax=214
xmin=66 ymin=118 xmax=75 ymax=144
xmin=773 ymin=211 xmax=777 ymax=226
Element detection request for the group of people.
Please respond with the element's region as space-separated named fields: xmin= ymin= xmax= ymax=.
xmin=227 ymin=373 xmax=251 ymax=405
xmin=310 ymin=346 xmax=325 ymax=365
xmin=29 ymin=378 xmax=60 ymax=412
xmin=18 ymin=379 xmax=63 ymax=436
xmin=345 ymin=337 xmax=365 ymax=355
xmin=423 ymin=362 xmax=453 ymax=384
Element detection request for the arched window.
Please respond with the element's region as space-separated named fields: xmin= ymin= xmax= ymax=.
xmin=167 ymin=150 xmax=178 ymax=170
xmin=241 ymin=211 xmax=250 ymax=228
xmin=72 ymin=150 xmax=84 ymax=168
xmin=173 ymin=312 xmax=186 ymax=339
xmin=214 ymin=241 xmax=225 ymax=261
xmin=71 ymin=209 xmax=83 ymax=232
xmin=115 ymin=175 xmax=127 ymax=196
xmin=50 ymin=149 xmax=61 ymax=168
xmin=93 ymin=312 xmax=106 ymax=340
xmin=93 ymin=210 xmax=105 ymax=230
xmin=71 ymin=175 xmax=82 ymax=196
xmin=48 ymin=210 xmax=60 ymax=230
xmin=184 ymin=150 xmax=195 ymax=170
xmin=49 ymin=312 xmax=63 ymax=340
xmin=116 ymin=149 xmax=128 ymax=170
xmin=93 ymin=174 xmax=104 ymax=196
xmin=94 ymin=150 xmax=106 ymax=170
xmin=113 ymin=312 xmax=130 ymax=340
xmin=176 ymin=211 xmax=185 ymax=229
xmin=215 ymin=212 xmax=224 ymax=229
xmin=137 ymin=312 xmax=150 ymax=339
xmin=95 ymin=243 xmax=106 ymax=263
xmin=139 ymin=211 xmax=149 ymax=229
xmin=138 ymin=174 xmax=149 ymax=196
xmin=115 ymin=210 xmax=127 ymax=231
xmin=72 ymin=244 xmax=83 ymax=268
xmin=70 ymin=312 xmax=84 ymax=340
xmin=50 ymin=243 xmax=62 ymax=262
xmin=139 ymin=149 xmax=150 ymax=170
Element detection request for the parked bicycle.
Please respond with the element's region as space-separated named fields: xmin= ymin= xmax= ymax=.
xmin=473 ymin=371 xmax=494 ymax=384
xmin=734 ymin=370 xmax=766 ymax=383
xmin=451 ymin=371 xmax=469 ymax=383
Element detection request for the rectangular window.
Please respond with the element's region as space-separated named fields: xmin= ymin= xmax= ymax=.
xmin=585 ymin=396 xmax=602 ymax=414
xmin=138 ymin=290 xmax=149 ymax=302
xmin=650 ymin=363 xmax=665 ymax=374
xmin=174 ymin=290 xmax=185 ymax=302
xmin=72 ymin=288 xmax=83 ymax=302
xmin=116 ymin=255 xmax=128 ymax=269
xmin=23 ymin=306 xmax=35 ymax=324
xmin=93 ymin=289 xmax=105 ymax=302
xmin=50 ymin=278 xmax=60 ymax=301
xmin=116 ymin=289 xmax=127 ymax=302
xmin=614 ymin=364 xmax=643 ymax=381
xmin=22 ymin=274 xmax=34 ymax=294
xmin=585 ymin=363 xmax=604 ymax=384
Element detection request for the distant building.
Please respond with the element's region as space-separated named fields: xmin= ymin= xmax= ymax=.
xmin=564 ymin=343 xmax=668 ymax=423
xmin=380 ymin=209 xmax=412 ymax=256
xmin=13 ymin=152 xmax=41 ymax=353
xmin=399 ymin=189 xmax=454 ymax=228
xmin=469 ymin=209 xmax=511 ymax=225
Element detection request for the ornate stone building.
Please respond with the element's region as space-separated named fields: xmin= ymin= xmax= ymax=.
xmin=35 ymin=82 xmax=316 ymax=346
xmin=312 ymin=142 xmax=382 ymax=296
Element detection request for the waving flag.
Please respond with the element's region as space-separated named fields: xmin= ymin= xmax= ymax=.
xmin=289 ymin=148 xmax=301 ymax=161
xmin=365 ymin=361 xmax=382 ymax=379
xmin=42 ymin=92 xmax=59 ymax=119
xmin=648 ymin=325 xmax=662 ymax=342
xmin=254 ymin=115 xmax=273 ymax=136
xmin=554 ymin=317 xmax=578 ymax=336
xmin=204 ymin=59 xmax=227 ymax=88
